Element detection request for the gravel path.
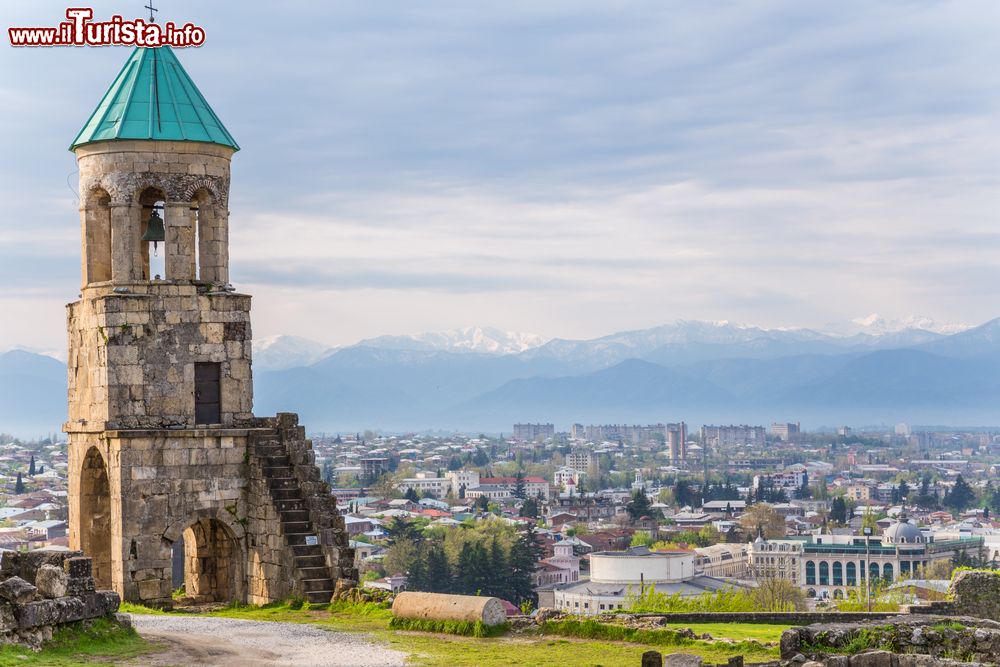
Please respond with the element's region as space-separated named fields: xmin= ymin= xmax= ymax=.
xmin=131 ymin=614 xmax=408 ymax=667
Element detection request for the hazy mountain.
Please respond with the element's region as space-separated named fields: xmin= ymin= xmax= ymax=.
xmin=0 ymin=351 xmax=66 ymax=436
xmin=253 ymin=335 xmax=334 ymax=371
xmin=354 ymin=326 xmax=548 ymax=356
xmin=6 ymin=317 xmax=1000 ymax=435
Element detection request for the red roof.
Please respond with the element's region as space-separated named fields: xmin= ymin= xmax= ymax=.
xmin=480 ymin=476 xmax=547 ymax=485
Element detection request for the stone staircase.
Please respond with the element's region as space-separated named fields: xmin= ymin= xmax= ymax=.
xmin=253 ymin=432 xmax=337 ymax=603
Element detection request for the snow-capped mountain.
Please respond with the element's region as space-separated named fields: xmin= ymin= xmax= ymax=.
xmin=253 ymin=335 xmax=335 ymax=371
xmin=354 ymin=326 xmax=548 ymax=356
xmin=834 ymin=314 xmax=970 ymax=336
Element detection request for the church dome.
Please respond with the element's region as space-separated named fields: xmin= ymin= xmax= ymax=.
xmin=882 ymin=520 xmax=922 ymax=544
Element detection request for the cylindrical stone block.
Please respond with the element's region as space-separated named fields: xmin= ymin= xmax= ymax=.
xmin=392 ymin=592 xmax=507 ymax=626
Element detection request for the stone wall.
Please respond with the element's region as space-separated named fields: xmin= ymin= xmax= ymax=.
xmin=66 ymin=284 xmax=253 ymax=430
xmin=601 ymin=612 xmax=900 ymax=626
xmin=780 ymin=615 xmax=1000 ymax=664
xmin=0 ymin=550 xmax=122 ymax=648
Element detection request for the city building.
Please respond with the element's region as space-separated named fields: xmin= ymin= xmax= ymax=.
xmin=513 ymin=424 xmax=555 ymax=442
xmin=694 ymin=543 xmax=749 ymax=578
xmin=770 ymin=422 xmax=801 ymax=441
xmin=752 ymin=470 xmax=807 ymax=497
xmin=464 ymin=475 xmax=550 ymax=501
xmin=748 ymin=519 xmax=983 ymax=599
xmin=566 ymin=451 xmax=594 ymax=470
xmin=550 ymin=547 xmax=741 ymax=615
xmin=701 ymin=425 xmax=767 ymax=449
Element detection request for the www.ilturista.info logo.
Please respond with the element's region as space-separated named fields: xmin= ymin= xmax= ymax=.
xmin=9 ymin=8 xmax=205 ymax=47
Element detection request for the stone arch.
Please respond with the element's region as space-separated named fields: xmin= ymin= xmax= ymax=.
xmin=137 ymin=186 xmax=167 ymax=280
xmin=164 ymin=510 xmax=245 ymax=604
xmin=189 ymin=187 xmax=225 ymax=283
xmin=833 ymin=588 xmax=844 ymax=599
xmin=807 ymin=588 xmax=817 ymax=598
xmin=79 ymin=446 xmax=112 ymax=589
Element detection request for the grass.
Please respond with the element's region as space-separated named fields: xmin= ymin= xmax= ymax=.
xmin=388 ymin=617 xmax=510 ymax=637
xmin=542 ymin=618 xmax=776 ymax=663
xmin=123 ymin=599 xmax=785 ymax=667
xmin=0 ymin=617 xmax=156 ymax=667
xmin=661 ymin=622 xmax=788 ymax=643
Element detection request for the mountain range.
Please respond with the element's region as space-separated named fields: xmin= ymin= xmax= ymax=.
xmin=5 ymin=317 xmax=1000 ymax=437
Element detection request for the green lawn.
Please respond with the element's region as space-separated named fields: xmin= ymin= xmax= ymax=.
xmin=662 ymin=622 xmax=789 ymax=643
xmin=123 ymin=601 xmax=787 ymax=667
xmin=0 ymin=618 xmax=157 ymax=667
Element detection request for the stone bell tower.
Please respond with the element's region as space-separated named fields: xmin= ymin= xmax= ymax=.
xmin=65 ymin=46 xmax=355 ymax=607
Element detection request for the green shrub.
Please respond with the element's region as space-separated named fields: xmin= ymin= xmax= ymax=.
xmin=388 ymin=616 xmax=510 ymax=637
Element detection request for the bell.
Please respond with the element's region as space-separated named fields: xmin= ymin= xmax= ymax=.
xmin=141 ymin=208 xmax=165 ymax=255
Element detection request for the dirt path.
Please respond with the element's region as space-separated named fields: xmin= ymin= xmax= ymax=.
xmin=131 ymin=614 xmax=408 ymax=667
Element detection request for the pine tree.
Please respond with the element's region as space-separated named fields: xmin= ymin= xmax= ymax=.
xmin=14 ymin=473 xmax=23 ymax=495
xmin=407 ymin=545 xmax=428 ymax=592
xmin=426 ymin=545 xmax=451 ymax=593
xmin=514 ymin=471 xmax=527 ymax=500
xmin=519 ymin=497 xmax=538 ymax=518
xmin=507 ymin=528 xmax=540 ymax=606
xmin=484 ymin=537 xmax=507 ymax=598
xmin=404 ymin=487 xmax=420 ymax=503
xmin=28 ymin=455 xmax=35 ymax=477
xmin=626 ymin=489 xmax=652 ymax=521
xmin=945 ymin=475 xmax=975 ymax=513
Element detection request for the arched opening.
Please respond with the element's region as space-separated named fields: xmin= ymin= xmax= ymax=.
xmin=191 ymin=188 xmax=225 ymax=284
xmin=84 ymin=189 xmax=112 ymax=284
xmin=79 ymin=447 xmax=111 ymax=589
xmin=138 ymin=187 xmax=166 ymax=280
xmin=805 ymin=560 xmax=816 ymax=585
xmin=832 ymin=561 xmax=843 ymax=586
xmin=869 ymin=562 xmax=880 ymax=583
xmin=171 ymin=518 xmax=242 ymax=603
xmin=882 ymin=563 xmax=893 ymax=583
xmin=846 ymin=561 xmax=857 ymax=586
xmin=806 ymin=588 xmax=817 ymax=598
xmin=819 ymin=561 xmax=829 ymax=585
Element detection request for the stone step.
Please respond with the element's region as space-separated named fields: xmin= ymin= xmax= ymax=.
xmin=274 ymin=500 xmax=305 ymax=514
xmin=285 ymin=532 xmax=313 ymax=546
xmin=298 ymin=566 xmax=331 ymax=580
xmin=262 ymin=456 xmax=292 ymax=468
xmin=301 ymin=578 xmax=334 ymax=593
xmin=295 ymin=554 xmax=327 ymax=569
xmin=305 ymin=590 xmax=333 ymax=604
xmin=264 ymin=466 xmax=293 ymax=477
xmin=280 ymin=508 xmax=310 ymax=522
xmin=268 ymin=477 xmax=298 ymax=490
xmin=270 ymin=488 xmax=303 ymax=501
xmin=282 ymin=520 xmax=311 ymax=534
xmin=291 ymin=543 xmax=323 ymax=558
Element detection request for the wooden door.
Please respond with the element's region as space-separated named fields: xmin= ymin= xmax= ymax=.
xmin=194 ymin=362 xmax=221 ymax=424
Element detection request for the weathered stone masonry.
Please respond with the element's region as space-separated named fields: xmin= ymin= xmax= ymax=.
xmin=65 ymin=47 xmax=355 ymax=608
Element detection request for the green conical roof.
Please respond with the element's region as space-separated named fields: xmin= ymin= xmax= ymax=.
xmin=70 ymin=46 xmax=239 ymax=151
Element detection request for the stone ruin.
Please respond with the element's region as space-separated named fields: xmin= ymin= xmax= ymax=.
xmin=0 ymin=550 xmax=123 ymax=648
xmin=779 ymin=614 xmax=1000 ymax=667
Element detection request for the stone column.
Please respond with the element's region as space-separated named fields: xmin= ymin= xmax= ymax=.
xmin=110 ymin=202 xmax=139 ymax=283
xmin=197 ymin=204 xmax=219 ymax=283
xmin=165 ymin=202 xmax=196 ymax=281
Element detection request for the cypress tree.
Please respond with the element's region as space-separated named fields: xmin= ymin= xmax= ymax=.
xmin=14 ymin=473 xmax=23 ymax=495
xmin=28 ymin=455 xmax=35 ymax=477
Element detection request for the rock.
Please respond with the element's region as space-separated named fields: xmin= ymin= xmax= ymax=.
xmin=826 ymin=656 xmax=849 ymax=667
xmin=115 ymin=612 xmax=133 ymax=630
xmin=35 ymin=565 xmax=68 ymax=599
xmin=0 ymin=577 xmax=37 ymax=604
xmin=662 ymin=654 xmax=703 ymax=667
xmin=803 ymin=661 xmax=825 ymax=667
xmin=896 ymin=655 xmax=939 ymax=667
xmin=642 ymin=651 xmax=664 ymax=667
xmin=780 ymin=629 xmax=802 ymax=659
xmin=849 ymin=650 xmax=897 ymax=667
xmin=790 ymin=654 xmax=806 ymax=664
xmin=535 ymin=607 xmax=565 ymax=624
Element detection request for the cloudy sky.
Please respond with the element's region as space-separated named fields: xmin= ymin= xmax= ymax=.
xmin=3 ymin=1 xmax=1000 ymax=352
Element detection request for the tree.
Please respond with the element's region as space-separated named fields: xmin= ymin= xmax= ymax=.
xmin=830 ymin=497 xmax=848 ymax=524
xmin=630 ymin=531 xmax=655 ymax=547
xmin=626 ymin=489 xmax=652 ymax=521
xmin=897 ymin=479 xmax=910 ymax=502
xmin=673 ymin=480 xmax=691 ymax=508
xmin=507 ymin=528 xmax=540 ymax=606
xmin=519 ymin=497 xmax=539 ymax=518
xmin=739 ymin=503 xmax=785 ymax=539
xmin=404 ymin=487 xmax=420 ymax=503
xmin=513 ymin=471 xmax=527 ymax=500
xmin=945 ymin=475 xmax=976 ymax=513
xmin=472 ymin=448 xmax=489 ymax=467
xmin=14 ymin=473 xmax=23 ymax=495
xmin=383 ymin=538 xmax=418 ymax=577
xmin=751 ymin=576 xmax=806 ymax=611
xmin=28 ymin=455 xmax=35 ymax=477
xmin=426 ymin=545 xmax=451 ymax=593
xmin=474 ymin=496 xmax=490 ymax=512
